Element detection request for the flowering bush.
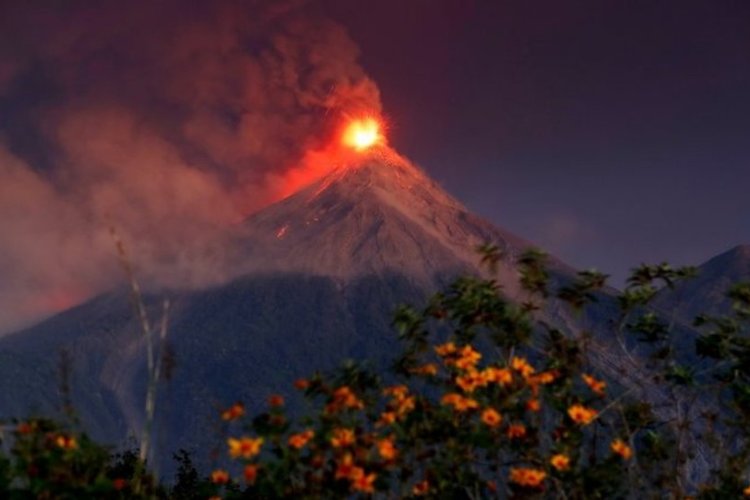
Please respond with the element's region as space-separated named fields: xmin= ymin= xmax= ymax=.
xmin=0 ymin=249 xmax=748 ymax=498
xmin=205 ymin=249 xmax=750 ymax=498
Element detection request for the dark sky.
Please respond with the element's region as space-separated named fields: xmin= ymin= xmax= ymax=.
xmin=0 ymin=0 xmax=748 ymax=329
xmin=322 ymin=0 xmax=750 ymax=282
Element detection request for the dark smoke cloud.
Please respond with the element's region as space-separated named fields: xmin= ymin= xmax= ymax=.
xmin=0 ymin=0 xmax=381 ymax=332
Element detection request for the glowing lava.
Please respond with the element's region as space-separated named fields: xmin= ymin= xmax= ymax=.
xmin=342 ymin=117 xmax=382 ymax=151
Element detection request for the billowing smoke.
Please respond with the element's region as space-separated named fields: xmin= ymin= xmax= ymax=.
xmin=0 ymin=0 xmax=381 ymax=332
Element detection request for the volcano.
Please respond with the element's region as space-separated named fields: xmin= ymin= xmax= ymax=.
xmin=236 ymin=148 xmax=571 ymax=289
xmin=0 ymin=148 xmax=729 ymax=474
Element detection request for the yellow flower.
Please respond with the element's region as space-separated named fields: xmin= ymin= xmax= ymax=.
xmin=227 ymin=436 xmax=263 ymax=459
xmin=377 ymin=437 xmax=398 ymax=461
xmin=55 ymin=434 xmax=78 ymax=450
xmin=511 ymin=356 xmax=535 ymax=378
xmin=582 ymin=374 xmax=606 ymax=396
xmin=211 ymin=469 xmax=230 ymax=484
xmin=567 ymin=404 xmax=597 ymax=425
xmin=413 ymin=479 xmax=430 ymax=495
xmin=509 ymin=467 xmax=547 ymax=488
xmin=507 ymin=423 xmax=527 ymax=439
xmin=550 ymin=453 xmax=570 ymax=471
xmin=610 ymin=438 xmax=632 ymax=460
xmin=481 ymin=408 xmax=502 ymax=427
xmin=220 ymin=402 xmax=245 ymax=421
xmin=441 ymin=392 xmax=479 ymax=412
xmin=288 ymin=429 xmax=314 ymax=449
xmin=331 ymin=428 xmax=356 ymax=448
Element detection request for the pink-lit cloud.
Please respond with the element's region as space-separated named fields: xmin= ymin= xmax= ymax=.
xmin=0 ymin=0 xmax=382 ymax=332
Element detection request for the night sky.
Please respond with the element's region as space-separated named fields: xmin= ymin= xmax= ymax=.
xmin=321 ymin=0 xmax=750 ymax=281
xmin=0 ymin=0 xmax=748 ymax=330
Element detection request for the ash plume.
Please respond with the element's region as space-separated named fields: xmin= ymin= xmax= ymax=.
xmin=0 ymin=0 xmax=382 ymax=332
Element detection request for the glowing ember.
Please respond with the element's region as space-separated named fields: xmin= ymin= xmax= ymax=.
xmin=342 ymin=117 xmax=382 ymax=151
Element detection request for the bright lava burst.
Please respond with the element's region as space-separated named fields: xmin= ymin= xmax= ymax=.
xmin=342 ymin=117 xmax=382 ymax=151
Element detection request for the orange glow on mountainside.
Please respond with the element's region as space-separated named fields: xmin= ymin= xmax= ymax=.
xmin=266 ymin=115 xmax=393 ymax=204
xmin=342 ymin=117 xmax=382 ymax=151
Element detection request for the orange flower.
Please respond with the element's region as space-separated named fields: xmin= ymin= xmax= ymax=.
xmin=526 ymin=399 xmax=541 ymax=412
xmin=268 ymin=394 xmax=285 ymax=407
xmin=395 ymin=395 xmax=416 ymax=416
xmin=377 ymin=437 xmax=398 ymax=461
xmin=331 ymin=428 xmax=356 ymax=448
xmin=582 ymin=374 xmax=606 ymax=396
xmin=351 ymin=471 xmax=377 ymax=493
xmin=511 ymin=356 xmax=535 ymax=378
xmin=55 ymin=434 xmax=78 ymax=450
xmin=744 ymin=485 xmax=750 ymax=496
xmin=413 ymin=363 xmax=438 ymax=376
xmin=211 ymin=469 xmax=230 ymax=484
xmin=383 ymin=385 xmax=410 ymax=400
xmin=243 ymin=464 xmax=258 ymax=484
xmin=610 ymin=439 xmax=632 ymax=460
xmin=441 ymin=392 xmax=479 ymax=412
xmin=567 ymin=404 xmax=597 ymax=425
xmin=456 ymin=371 xmax=485 ymax=393
xmin=16 ymin=422 xmax=34 ymax=435
xmin=454 ymin=345 xmax=482 ymax=370
xmin=227 ymin=436 xmax=263 ymax=459
xmin=482 ymin=367 xmax=513 ymax=386
xmin=413 ymin=480 xmax=430 ymax=495
xmin=288 ymin=429 xmax=314 ymax=449
xmin=507 ymin=423 xmax=527 ymax=439
xmin=326 ymin=386 xmax=364 ymax=413
xmin=481 ymin=408 xmax=502 ymax=427
xmin=529 ymin=370 xmax=557 ymax=385
xmin=221 ymin=402 xmax=245 ymax=421
xmin=435 ymin=341 xmax=457 ymax=356
xmin=294 ymin=378 xmax=310 ymax=390
xmin=377 ymin=411 xmax=397 ymax=426
xmin=550 ymin=453 xmax=570 ymax=471
xmin=335 ymin=454 xmax=358 ymax=479
xmin=509 ymin=467 xmax=547 ymax=488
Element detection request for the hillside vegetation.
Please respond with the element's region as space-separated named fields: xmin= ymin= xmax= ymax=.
xmin=1 ymin=248 xmax=749 ymax=498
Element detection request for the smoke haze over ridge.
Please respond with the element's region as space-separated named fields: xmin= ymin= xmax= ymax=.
xmin=0 ymin=0 xmax=382 ymax=332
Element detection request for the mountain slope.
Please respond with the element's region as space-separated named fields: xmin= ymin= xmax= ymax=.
xmin=652 ymin=244 xmax=750 ymax=322
xmin=235 ymin=148 xmax=571 ymax=291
